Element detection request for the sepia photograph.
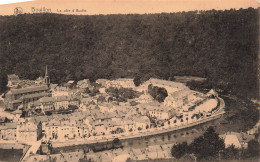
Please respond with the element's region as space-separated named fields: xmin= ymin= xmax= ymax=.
xmin=0 ymin=0 xmax=259 ymax=161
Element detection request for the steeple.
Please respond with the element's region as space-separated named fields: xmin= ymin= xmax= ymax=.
xmin=44 ymin=65 xmax=50 ymax=87
xmin=45 ymin=65 xmax=48 ymax=77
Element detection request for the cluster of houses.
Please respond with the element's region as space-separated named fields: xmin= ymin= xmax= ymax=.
xmin=4 ymin=67 xmax=80 ymax=115
xmin=1 ymin=67 xmax=223 ymax=143
xmin=40 ymin=104 xmax=151 ymax=141
xmin=0 ymin=120 xmax=41 ymax=143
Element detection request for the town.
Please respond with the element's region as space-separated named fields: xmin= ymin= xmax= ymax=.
xmin=0 ymin=4 xmax=259 ymax=161
xmin=0 ymin=66 xmax=223 ymax=143
xmin=0 ymin=65 xmax=233 ymax=161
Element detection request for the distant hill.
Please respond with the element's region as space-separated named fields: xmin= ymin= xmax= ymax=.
xmin=0 ymin=8 xmax=258 ymax=99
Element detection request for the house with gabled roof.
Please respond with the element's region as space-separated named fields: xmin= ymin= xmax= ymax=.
xmin=16 ymin=120 xmax=41 ymax=143
xmin=0 ymin=122 xmax=17 ymax=141
xmin=146 ymin=103 xmax=175 ymax=121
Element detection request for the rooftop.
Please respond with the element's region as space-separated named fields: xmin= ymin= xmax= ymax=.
xmin=146 ymin=104 xmax=174 ymax=113
xmin=168 ymin=89 xmax=191 ymax=99
xmin=18 ymin=121 xmax=37 ymax=132
xmin=10 ymin=85 xmax=49 ymax=95
xmin=22 ymin=92 xmax=49 ymax=100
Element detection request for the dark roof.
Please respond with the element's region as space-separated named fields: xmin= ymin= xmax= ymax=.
xmin=10 ymin=85 xmax=49 ymax=95
xmin=10 ymin=92 xmax=49 ymax=104
xmin=24 ymin=92 xmax=49 ymax=100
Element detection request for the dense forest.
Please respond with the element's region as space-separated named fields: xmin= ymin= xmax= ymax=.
xmin=0 ymin=8 xmax=258 ymax=98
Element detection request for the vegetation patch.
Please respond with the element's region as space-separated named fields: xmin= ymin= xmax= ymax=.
xmin=0 ymin=8 xmax=258 ymax=99
xmin=148 ymin=84 xmax=168 ymax=102
xmin=171 ymin=126 xmax=260 ymax=161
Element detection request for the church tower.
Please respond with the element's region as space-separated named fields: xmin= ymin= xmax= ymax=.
xmin=44 ymin=65 xmax=50 ymax=87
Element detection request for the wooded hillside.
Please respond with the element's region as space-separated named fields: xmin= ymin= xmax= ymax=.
xmin=0 ymin=8 xmax=258 ymax=98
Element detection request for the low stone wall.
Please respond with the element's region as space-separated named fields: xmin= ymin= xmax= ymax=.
xmin=50 ymin=117 xmax=219 ymax=154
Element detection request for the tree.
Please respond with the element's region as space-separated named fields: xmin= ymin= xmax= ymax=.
xmin=179 ymin=154 xmax=197 ymax=162
xmin=113 ymin=138 xmax=121 ymax=146
xmin=171 ymin=142 xmax=189 ymax=158
xmin=106 ymin=87 xmax=139 ymax=102
xmin=133 ymin=75 xmax=142 ymax=86
xmin=189 ymin=126 xmax=225 ymax=159
xmin=106 ymin=87 xmax=119 ymax=97
xmin=222 ymin=144 xmax=239 ymax=160
xmin=116 ymin=128 xmax=124 ymax=134
xmin=45 ymin=111 xmax=52 ymax=116
xmin=186 ymin=117 xmax=189 ymax=123
xmin=148 ymin=84 xmax=168 ymax=102
xmin=246 ymin=139 xmax=260 ymax=157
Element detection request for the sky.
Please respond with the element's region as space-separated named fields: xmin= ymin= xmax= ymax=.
xmin=0 ymin=0 xmax=259 ymax=15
